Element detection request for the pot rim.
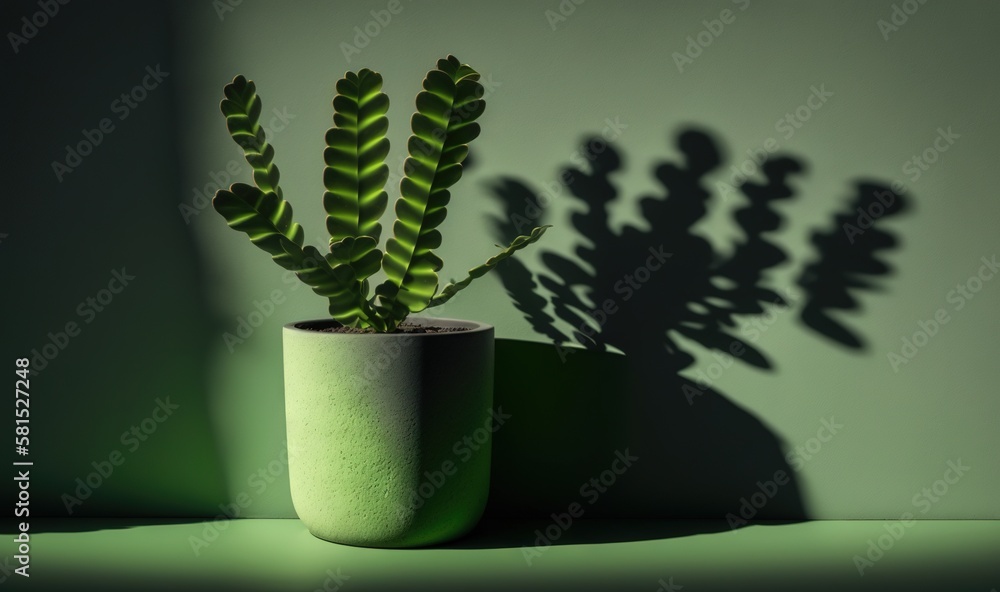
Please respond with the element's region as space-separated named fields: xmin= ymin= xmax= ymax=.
xmin=283 ymin=316 xmax=493 ymax=336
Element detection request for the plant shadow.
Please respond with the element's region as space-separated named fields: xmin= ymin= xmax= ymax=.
xmin=797 ymin=182 xmax=910 ymax=348
xmin=464 ymin=126 xmax=908 ymax=547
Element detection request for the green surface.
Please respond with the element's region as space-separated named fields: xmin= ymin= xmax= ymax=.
xmin=2 ymin=519 xmax=998 ymax=591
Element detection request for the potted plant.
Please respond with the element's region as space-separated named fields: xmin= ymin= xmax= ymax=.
xmin=210 ymin=56 xmax=547 ymax=547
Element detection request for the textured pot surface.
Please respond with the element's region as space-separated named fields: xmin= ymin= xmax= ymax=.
xmin=283 ymin=317 xmax=494 ymax=547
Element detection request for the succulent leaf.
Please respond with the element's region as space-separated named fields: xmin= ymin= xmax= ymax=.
xmin=212 ymin=183 xmax=303 ymax=269
xmin=377 ymin=56 xmax=485 ymax=317
xmin=212 ymin=60 xmax=546 ymax=331
xmin=427 ymin=225 xmax=551 ymax=309
xmin=324 ymin=69 xmax=389 ymax=284
xmin=328 ymin=236 xmax=383 ymax=284
xmin=213 ymin=183 xmax=372 ymax=327
xmin=221 ymin=76 xmax=283 ymax=199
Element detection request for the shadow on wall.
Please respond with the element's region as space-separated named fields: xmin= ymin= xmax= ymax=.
xmin=482 ymin=127 xmax=909 ymax=526
xmin=3 ymin=0 xmax=230 ymax=523
xmin=798 ymin=181 xmax=909 ymax=348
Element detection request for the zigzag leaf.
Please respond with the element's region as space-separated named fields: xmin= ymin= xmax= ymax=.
xmin=324 ymin=69 xmax=389 ymax=284
xmin=299 ymin=245 xmax=380 ymax=329
xmin=213 ymin=183 xmax=373 ymax=327
xmin=221 ymin=75 xmax=283 ymax=199
xmin=427 ymin=225 xmax=550 ymax=308
xmin=328 ymin=235 xmax=383 ymax=301
xmin=212 ymin=183 xmax=303 ymax=269
xmin=377 ymin=55 xmax=486 ymax=317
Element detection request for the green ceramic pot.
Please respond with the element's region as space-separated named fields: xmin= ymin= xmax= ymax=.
xmin=283 ymin=317 xmax=494 ymax=547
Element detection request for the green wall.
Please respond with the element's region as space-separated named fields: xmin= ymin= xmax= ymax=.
xmin=6 ymin=0 xmax=998 ymax=521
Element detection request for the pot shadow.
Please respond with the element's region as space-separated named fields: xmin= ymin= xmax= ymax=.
xmin=441 ymin=518 xmax=739 ymax=550
xmin=454 ymin=127 xmax=907 ymax=548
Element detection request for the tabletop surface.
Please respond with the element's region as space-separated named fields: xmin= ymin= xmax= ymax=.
xmin=4 ymin=518 xmax=998 ymax=591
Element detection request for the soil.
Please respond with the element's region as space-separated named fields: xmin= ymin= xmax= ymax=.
xmin=295 ymin=320 xmax=469 ymax=334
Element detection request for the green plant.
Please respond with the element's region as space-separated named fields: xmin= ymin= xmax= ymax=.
xmin=212 ymin=55 xmax=548 ymax=332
